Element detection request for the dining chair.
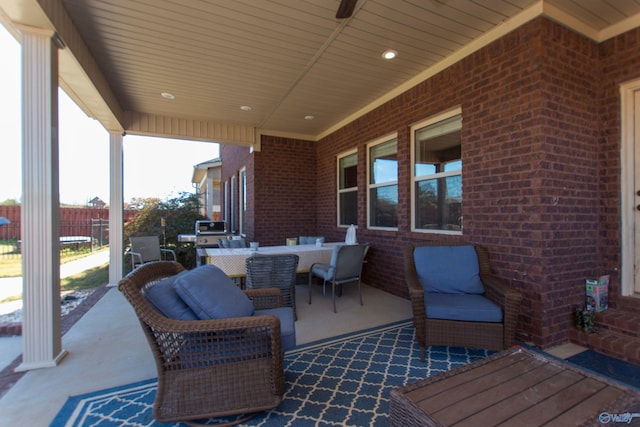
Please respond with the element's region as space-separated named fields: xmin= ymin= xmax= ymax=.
xmin=129 ymin=236 xmax=176 ymax=270
xmin=308 ymin=243 xmax=369 ymax=313
xmin=246 ymin=254 xmax=300 ymax=319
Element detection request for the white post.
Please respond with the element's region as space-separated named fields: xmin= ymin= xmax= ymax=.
xmin=108 ymin=132 xmax=124 ymax=286
xmin=17 ymin=27 xmax=67 ymax=371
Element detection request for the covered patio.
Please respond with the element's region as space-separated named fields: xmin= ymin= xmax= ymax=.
xmin=1 ymin=0 xmax=640 ymax=421
xmin=0 ymin=280 xmax=413 ymax=425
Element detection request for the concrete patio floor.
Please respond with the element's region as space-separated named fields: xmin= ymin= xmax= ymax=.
xmin=0 ymin=277 xmax=413 ymax=426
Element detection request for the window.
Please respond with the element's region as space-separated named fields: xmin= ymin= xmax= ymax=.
xmin=239 ymin=168 xmax=246 ymax=235
xmin=368 ymin=135 xmax=398 ymax=229
xmin=411 ymin=110 xmax=462 ymax=233
xmin=338 ymin=150 xmax=358 ymax=226
xmin=229 ymin=175 xmax=237 ymax=233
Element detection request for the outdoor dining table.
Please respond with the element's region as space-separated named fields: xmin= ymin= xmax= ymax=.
xmin=199 ymin=242 xmax=341 ymax=278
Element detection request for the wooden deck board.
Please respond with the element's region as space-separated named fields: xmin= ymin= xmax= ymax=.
xmin=390 ymin=347 xmax=640 ymax=427
xmin=415 ymin=352 xmax=542 ymax=413
xmin=442 ymin=364 xmax=574 ymax=426
xmin=405 ymin=350 xmax=530 ymax=402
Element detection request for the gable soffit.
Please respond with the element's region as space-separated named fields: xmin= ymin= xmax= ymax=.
xmin=0 ymin=0 xmax=639 ymax=145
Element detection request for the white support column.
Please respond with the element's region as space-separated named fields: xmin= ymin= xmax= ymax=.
xmin=108 ymin=132 xmax=124 ymax=286
xmin=17 ymin=27 xmax=67 ymax=371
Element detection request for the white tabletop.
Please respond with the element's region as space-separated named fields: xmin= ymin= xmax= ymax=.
xmin=202 ymin=242 xmax=341 ymax=277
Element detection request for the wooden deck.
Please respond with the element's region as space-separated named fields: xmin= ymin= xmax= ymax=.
xmin=390 ymin=347 xmax=640 ymax=426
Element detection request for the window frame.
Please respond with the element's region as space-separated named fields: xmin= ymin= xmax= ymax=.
xmin=337 ymin=149 xmax=358 ymax=228
xmin=229 ymin=175 xmax=237 ymax=233
xmin=239 ymin=167 xmax=246 ymax=235
xmin=410 ymin=107 xmax=463 ymax=235
xmin=367 ymin=133 xmax=399 ymax=231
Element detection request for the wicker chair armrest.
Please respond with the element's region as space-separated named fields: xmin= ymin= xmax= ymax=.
xmin=244 ymin=287 xmax=284 ymax=309
xmin=151 ymin=314 xmax=283 ymax=369
xmin=405 ymin=271 xmax=426 ymax=314
xmin=481 ymin=274 xmax=522 ymax=347
xmin=481 ymin=274 xmax=522 ymax=311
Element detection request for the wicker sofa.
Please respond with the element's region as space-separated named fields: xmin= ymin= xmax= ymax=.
xmin=404 ymin=242 xmax=522 ymax=361
xmin=118 ymin=261 xmax=289 ymax=424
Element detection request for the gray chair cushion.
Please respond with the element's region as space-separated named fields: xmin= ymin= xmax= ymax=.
xmin=173 ymin=265 xmax=255 ymax=320
xmin=144 ymin=270 xmax=198 ymax=320
xmin=414 ymin=245 xmax=485 ymax=294
xmin=254 ymin=307 xmax=297 ymax=351
xmin=425 ymin=293 xmax=503 ymax=322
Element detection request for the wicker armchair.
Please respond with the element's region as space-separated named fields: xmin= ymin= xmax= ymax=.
xmin=404 ymin=242 xmax=522 ymax=361
xmin=245 ymin=254 xmax=299 ymax=319
xmin=118 ymin=261 xmax=285 ymax=425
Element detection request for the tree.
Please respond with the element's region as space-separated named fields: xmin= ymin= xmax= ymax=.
xmin=124 ymin=192 xmax=207 ymax=270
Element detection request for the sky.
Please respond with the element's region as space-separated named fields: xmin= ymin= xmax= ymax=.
xmin=0 ymin=25 xmax=219 ymax=206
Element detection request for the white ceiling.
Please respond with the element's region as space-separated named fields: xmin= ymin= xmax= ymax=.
xmin=2 ymin=0 xmax=640 ymax=141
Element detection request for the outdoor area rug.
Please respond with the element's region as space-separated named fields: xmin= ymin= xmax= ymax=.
xmin=50 ymin=320 xmax=493 ymax=426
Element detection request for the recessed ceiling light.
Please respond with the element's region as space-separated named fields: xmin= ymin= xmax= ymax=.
xmin=161 ymin=92 xmax=175 ymax=99
xmin=382 ymin=49 xmax=398 ymax=60
xmin=240 ymin=105 xmax=252 ymax=111
xmin=304 ymin=115 xmax=315 ymax=120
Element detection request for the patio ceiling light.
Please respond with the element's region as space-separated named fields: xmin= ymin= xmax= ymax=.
xmin=161 ymin=92 xmax=175 ymax=99
xmin=240 ymin=105 xmax=252 ymax=111
xmin=304 ymin=115 xmax=315 ymax=120
xmin=382 ymin=49 xmax=398 ymax=60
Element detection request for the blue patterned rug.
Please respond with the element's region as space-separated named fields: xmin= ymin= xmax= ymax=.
xmin=50 ymin=320 xmax=493 ymax=426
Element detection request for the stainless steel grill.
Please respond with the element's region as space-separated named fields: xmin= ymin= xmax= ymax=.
xmin=194 ymin=220 xmax=227 ymax=248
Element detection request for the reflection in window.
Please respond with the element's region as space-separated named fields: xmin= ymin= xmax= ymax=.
xmin=368 ymin=137 xmax=398 ymax=228
xmin=338 ymin=151 xmax=358 ymax=226
xmin=413 ymin=113 xmax=462 ymax=232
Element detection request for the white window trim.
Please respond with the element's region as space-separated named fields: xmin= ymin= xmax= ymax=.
xmin=239 ymin=167 xmax=246 ymax=235
xmin=337 ymin=149 xmax=358 ymax=228
xmin=367 ymin=132 xmax=398 ymax=231
xmin=410 ymin=107 xmax=463 ymax=235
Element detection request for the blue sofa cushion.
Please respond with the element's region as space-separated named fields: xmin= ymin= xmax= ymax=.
xmin=144 ymin=270 xmax=198 ymax=320
xmin=173 ymin=265 xmax=255 ymax=320
xmin=255 ymin=307 xmax=297 ymax=352
xmin=425 ymin=293 xmax=503 ymax=322
xmin=414 ymin=245 xmax=485 ymax=294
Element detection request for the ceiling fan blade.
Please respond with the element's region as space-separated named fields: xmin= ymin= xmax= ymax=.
xmin=336 ymin=0 xmax=357 ymax=19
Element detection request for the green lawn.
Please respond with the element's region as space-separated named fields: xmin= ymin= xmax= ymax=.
xmin=0 ymin=261 xmax=108 ymax=304
xmin=0 ymin=240 xmax=106 ymax=278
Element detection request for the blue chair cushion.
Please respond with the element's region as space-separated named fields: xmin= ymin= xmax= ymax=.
xmin=255 ymin=307 xmax=297 ymax=352
xmin=310 ymin=245 xmax=341 ymax=280
xmin=299 ymin=236 xmax=325 ymax=245
xmin=414 ymin=245 xmax=485 ymax=294
xmin=173 ymin=265 xmax=255 ymax=320
xmin=144 ymin=270 xmax=198 ymax=320
xmin=425 ymin=293 xmax=503 ymax=322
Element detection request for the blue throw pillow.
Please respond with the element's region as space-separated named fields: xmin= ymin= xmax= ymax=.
xmin=144 ymin=270 xmax=198 ymax=320
xmin=173 ymin=265 xmax=255 ymax=320
xmin=414 ymin=245 xmax=485 ymax=294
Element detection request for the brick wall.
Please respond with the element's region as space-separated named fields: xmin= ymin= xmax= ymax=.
xmin=220 ymin=17 xmax=640 ymax=350
xmin=221 ymin=136 xmax=316 ymax=246
xmin=220 ymin=144 xmax=251 ymax=233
